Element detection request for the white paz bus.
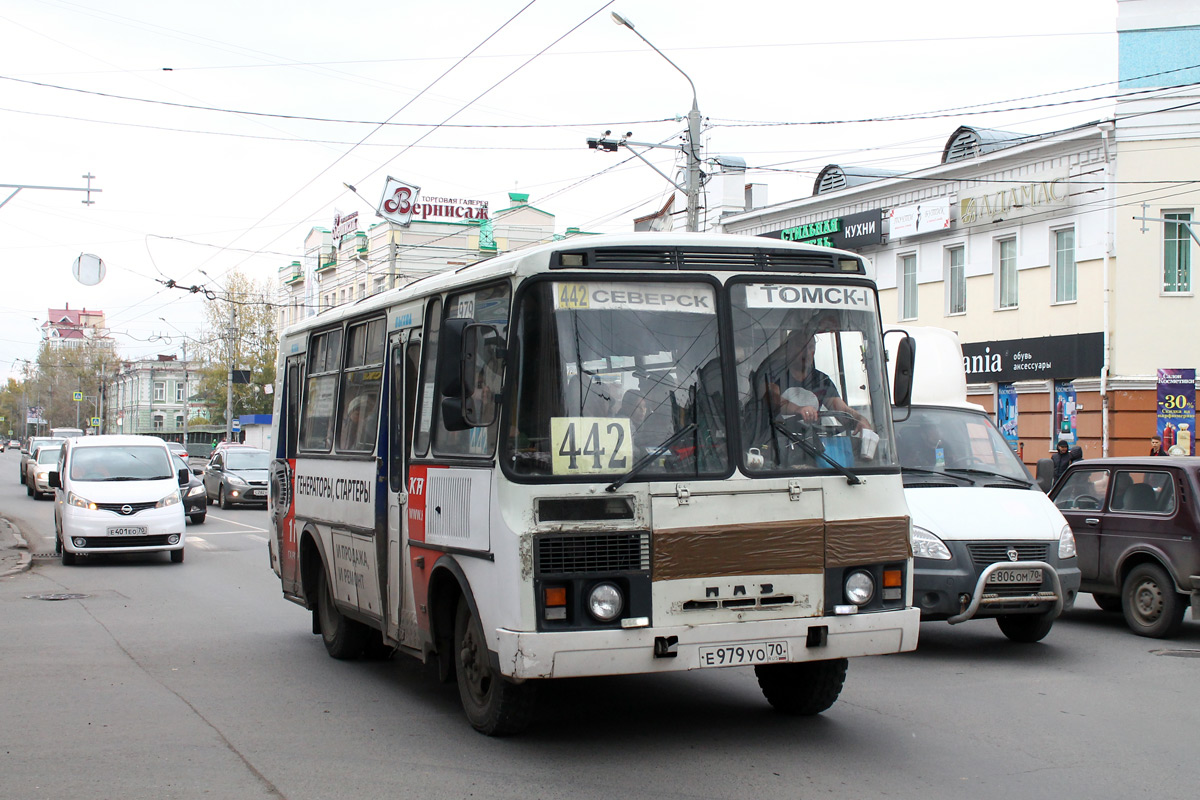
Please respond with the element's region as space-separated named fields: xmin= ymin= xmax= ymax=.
xmin=268 ymin=233 xmax=919 ymax=735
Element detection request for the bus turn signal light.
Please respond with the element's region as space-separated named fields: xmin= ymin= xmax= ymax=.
xmin=883 ymin=569 xmax=902 ymax=588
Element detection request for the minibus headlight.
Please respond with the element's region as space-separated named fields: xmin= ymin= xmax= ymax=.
xmin=67 ymin=491 xmax=97 ymax=510
xmin=1058 ymin=525 xmax=1077 ymax=559
xmin=156 ymin=491 xmax=181 ymax=508
xmin=587 ymin=582 xmax=624 ymax=622
xmin=911 ymin=527 xmax=952 ymax=560
xmin=844 ymin=570 xmax=875 ymax=606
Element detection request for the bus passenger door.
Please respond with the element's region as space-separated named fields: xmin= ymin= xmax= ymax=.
xmin=386 ymin=334 xmax=420 ymax=644
xmin=271 ymin=355 xmax=304 ymax=595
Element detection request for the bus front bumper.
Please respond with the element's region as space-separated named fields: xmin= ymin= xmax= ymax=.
xmin=495 ymin=607 xmax=920 ymax=680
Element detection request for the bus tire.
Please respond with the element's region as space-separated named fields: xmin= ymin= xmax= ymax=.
xmin=315 ymin=565 xmax=368 ymax=659
xmin=755 ymin=658 xmax=847 ymax=716
xmin=454 ymin=597 xmax=535 ymax=736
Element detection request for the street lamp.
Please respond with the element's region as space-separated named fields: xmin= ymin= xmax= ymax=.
xmin=611 ymin=12 xmax=703 ymax=232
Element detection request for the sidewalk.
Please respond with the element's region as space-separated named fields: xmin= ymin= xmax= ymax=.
xmin=0 ymin=516 xmax=31 ymax=578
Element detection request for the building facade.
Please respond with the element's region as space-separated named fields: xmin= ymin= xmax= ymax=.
xmin=718 ymin=0 xmax=1200 ymax=465
xmin=108 ymin=355 xmax=197 ymax=442
xmin=277 ymin=192 xmax=576 ymax=331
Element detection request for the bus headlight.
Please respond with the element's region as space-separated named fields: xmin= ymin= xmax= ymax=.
xmin=1058 ymin=525 xmax=1077 ymax=559
xmin=844 ymin=570 xmax=875 ymax=606
xmin=911 ymin=526 xmax=952 ymax=560
xmin=587 ymin=582 xmax=624 ymax=622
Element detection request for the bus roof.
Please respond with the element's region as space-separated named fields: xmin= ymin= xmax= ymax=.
xmin=281 ymin=232 xmax=870 ymax=339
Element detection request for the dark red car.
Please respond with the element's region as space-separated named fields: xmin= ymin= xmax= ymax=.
xmin=1049 ymin=456 xmax=1200 ymax=638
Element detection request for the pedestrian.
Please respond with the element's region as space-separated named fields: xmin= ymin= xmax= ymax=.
xmin=1149 ymin=435 xmax=1167 ymax=456
xmin=1051 ymin=438 xmax=1078 ymax=481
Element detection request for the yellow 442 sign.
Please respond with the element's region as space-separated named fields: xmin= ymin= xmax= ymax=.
xmin=550 ymin=417 xmax=633 ymax=475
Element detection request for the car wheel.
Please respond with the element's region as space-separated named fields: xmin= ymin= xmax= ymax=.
xmin=26 ymin=480 xmax=32 ymax=497
xmin=61 ymin=541 xmax=77 ymax=566
xmin=190 ymin=511 xmax=206 ymax=524
xmin=1092 ymin=592 xmax=1122 ymax=612
xmin=219 ymin=486 xmax=233 ymax=510
xmin=754 ymin=658 xmax=847 ymax=716
xmin=18 ymin=469 xmax=24 ymax=485
xmin=996 ymin=613 xmax=1055 ymax=643
xmin=315 ymin=565 xmax=368 ymax=659
xmin=1122 ymin=563 xmax=1187 ymax=638
xmin=454 ymin=597 xmax=536 ymax=736
xmin=170 ymin=548 xmax=185 ymax=564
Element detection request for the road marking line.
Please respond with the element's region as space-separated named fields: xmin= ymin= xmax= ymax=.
xmin=200 ymin=515 xmax=269 ymax=533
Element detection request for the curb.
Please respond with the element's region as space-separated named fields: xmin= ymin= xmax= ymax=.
xmin=0 ymin=518 xmax=32 ymax=579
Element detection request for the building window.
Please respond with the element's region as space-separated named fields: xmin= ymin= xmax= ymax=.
xmin=946 ymin=246 xmax=966 ymax=315
xmin=176 ymin=382 xmax=186 ymax=402
xmin=175 ymin=415 xmax=184 ymax=430
xmin=153 ymin=381 xmax=165 ymax=401
xmin=1164 ymin=211 xmax=1192 ymax=293
xmin=152 ymin=415 xmax=164 ymax=431
xmin=900 ymin=254 xmax=918 ymax=320
xmin=998 ymin=238 xmax=1018 ymax=309
xmin=1054 ymin=228 xmax=1076 ymax=303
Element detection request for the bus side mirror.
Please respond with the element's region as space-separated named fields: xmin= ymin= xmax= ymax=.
xmin=437 ymin=317 xmax=472 ymax=431
xmin=462 ymin=323 xmax=505 ymax=428
xmin=892 ymin=335 xmax=916 ymax=408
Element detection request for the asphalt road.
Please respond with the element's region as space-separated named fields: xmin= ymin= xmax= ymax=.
xmin=1 ymin=448 xmax=1196 ymax=800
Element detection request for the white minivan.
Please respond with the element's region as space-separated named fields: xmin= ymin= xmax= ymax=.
xmin=886 ymin=327 xmax=1080 ymax=642
xmin=50 ymin=435 xmax=190 ymax=565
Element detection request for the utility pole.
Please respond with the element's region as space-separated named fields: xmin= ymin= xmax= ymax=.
xmin=609 ymin=12 xmax=703 ymax=232
xmin=226 ymin=305 xmax=236 ymax=444
xmin=181 ymin=339 xmax=189 ymax=448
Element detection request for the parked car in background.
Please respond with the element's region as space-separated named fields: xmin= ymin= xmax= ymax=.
xmin=1050 ymin=456 xmax=1200 ymax=638
xmin=50 ymin=434 xmax=189 ymax=565
xmin=19 ymin=436 xmax=63 ymax=486
xmin=173 ymin=453 xmax=206 ymax=524
xmin=203 ymin=446 xmax=270 ymax=508
xmin=25 ymin=441 xmax=65 ymax=499
xmin=166 ymin=442 xmax=190 ymax=461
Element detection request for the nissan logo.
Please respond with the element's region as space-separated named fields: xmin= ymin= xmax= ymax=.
xmin=1006 ymin=548 xmax=1020 ymax=562
xmin=121 ymin=504 xmax=133 ymax=515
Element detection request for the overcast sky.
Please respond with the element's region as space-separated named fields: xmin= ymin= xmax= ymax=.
xmin=0 ymin=0 xmax=1119 ymax=377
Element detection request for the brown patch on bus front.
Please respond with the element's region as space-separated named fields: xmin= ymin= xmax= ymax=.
xmin=825 ymin=516 xmax=910 ymax=567
xmin=653 ymin=519 xmax=823 ymax=581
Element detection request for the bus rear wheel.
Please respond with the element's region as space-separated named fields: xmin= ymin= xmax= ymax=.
xmin=453 ymin=598 xmax=536 ymax=736
xmin=315 ymin=566 xmax=368 ymax=659
xmin=755 ymin=658 xmax=847 ymax=715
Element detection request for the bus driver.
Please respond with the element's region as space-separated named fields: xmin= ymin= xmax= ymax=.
xmin=764 ymin=330 xmax=872 ymax=434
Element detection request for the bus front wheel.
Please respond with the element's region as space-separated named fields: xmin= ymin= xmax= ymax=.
xmin=315 ymin=566 xmax=368 ymax=659
xmin=453 ymin=598 xmax=536 ymax=736
xmin=755 ymin=658 xmax=847 ymax=715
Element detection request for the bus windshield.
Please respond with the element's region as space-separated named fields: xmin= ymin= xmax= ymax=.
xmin=507 ymin=279 xmax=728 ymax=478
xmin=731 ymin=281 xmax=895 ymax=472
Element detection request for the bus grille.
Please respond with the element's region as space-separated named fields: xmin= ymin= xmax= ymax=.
xmin=536 ymin=532 xmax=650 ymax=576
xmin=967 ymin=543 xmax=1049 ymax=569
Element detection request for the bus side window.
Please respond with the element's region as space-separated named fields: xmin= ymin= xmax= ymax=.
xmin=285 ymin=359 xmax=301 ymax=458
xmin=336 ymin=317 xmax=385 ymax=454
xmin=299 ymin=328 xmax=342 ymax=452
xmin=412 ymin=299 xmax=441 ymax=457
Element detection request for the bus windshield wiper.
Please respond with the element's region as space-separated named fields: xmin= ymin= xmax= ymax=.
xmin=606 ymin=423 xmax=697 ymax=493
xmin=943 ymin=467 xmax=1033 ymax=487
xmin=771 ymin=421 xmax=861 ymax=485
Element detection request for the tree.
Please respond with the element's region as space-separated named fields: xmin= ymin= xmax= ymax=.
xmin=32 ymin=337 xmax=121 ymax=433
xmin=191 ymin=270 xmax=277 ymax=430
